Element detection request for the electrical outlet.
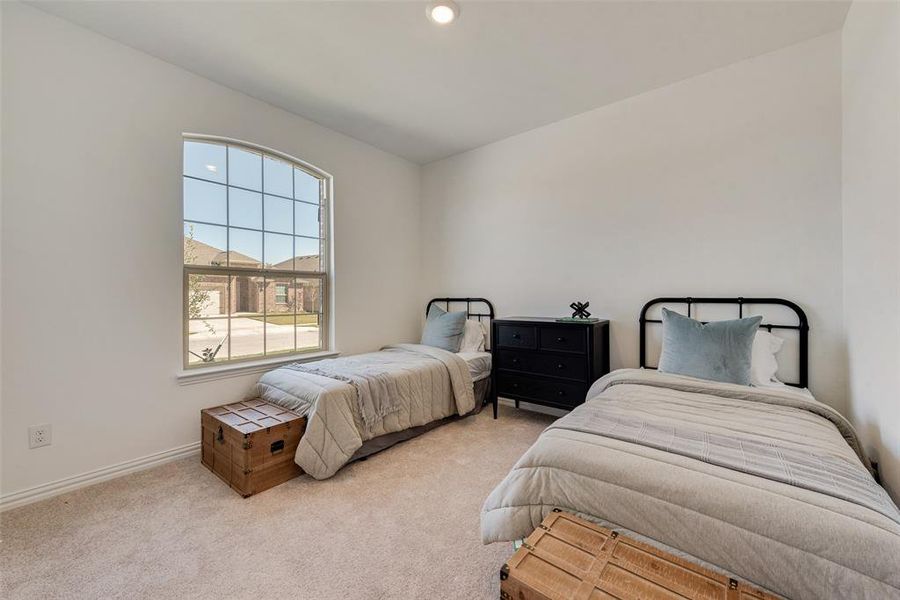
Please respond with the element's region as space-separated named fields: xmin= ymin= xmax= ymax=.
xmin=28 ymin=424 xmax=52 ymax=449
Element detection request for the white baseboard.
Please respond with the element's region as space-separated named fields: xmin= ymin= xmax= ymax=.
xmin=0 ymin=441 xmax=201 ymax=512
xmin=498 ymin=397 xmax=568 ymax=418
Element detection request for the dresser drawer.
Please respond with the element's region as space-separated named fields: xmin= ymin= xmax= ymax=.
xmin=540 ymin=379 xmax=587 ymax=407
xmin=528 ymin=353 xmax=587 ymax=381
xmin=497 ymin=373 xmax=587 ymax=408
xmin=539 ymin=327 xmax=586 ymax=354
xmin=497 ymin=373 xmax=536 ymax=398
xmin=497 ymin=324 xmax=537 ymax=349
xmin=499 ymin=350 xmax=586 ymax=381
xmin=497 ymin=349 xmax=531 ymax=373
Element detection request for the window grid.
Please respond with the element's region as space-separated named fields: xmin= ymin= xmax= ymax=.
xmin=290 ymin=164 xmax=296 ymax=352
xmin=261 ymin=146 xmax=266 ymax=353
xmin=183 ymin=136 xmax=329 ymax=369
xmin=183 ymin=174 xmax=320 ymax=207
xmin=225 ymin=149 xmax=232 ymax=362
xmin=183 ymin=218 xmax=319 ymax=241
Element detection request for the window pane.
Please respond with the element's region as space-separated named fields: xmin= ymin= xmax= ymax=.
xmin=228 ymin=146 xmax=262 ymax=191
xmin=294 ymin=169 xmax=320 ymax=202
xmin=184 ymin=223 xmax=227 ymax=266
xmin=188 ymin=316 xmax=230 ymax=364
xmin=294 ymin=201 xmax=320 ymax=238
xmin=294 ymin=237 xmax=320 ymax=271
xmin=264 ymin=195 xmax=293 ymax=234
xmin=297 ymin=279 xmax=323 ymax=351
xmin=184 ymin=141 xmax=226 ymax=184
xmin=265 ymin=232 xmax=294 ymax=270
xmin=229 ymin=188 xmax=262 ymax=230
xmin=265 ymin=277 xmax=295 ymax=355
xmin=183 ymin=178 xmax=227 ymax=225
xmin=296 ymin=278 xmax=322 ymax=314
xmin=188 ymin=274 xmax=229 ymax=318
xmin=230 ymin=275 xmax=265 ymax=360
xmin=264 ymin=156 xmax=292 ymax=197
xmin=187 ymin=274 xmax=229 ymax=365
xmin=229 ymin=228 xmax=263 ymax=268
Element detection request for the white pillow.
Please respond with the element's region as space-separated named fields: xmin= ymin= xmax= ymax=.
xmin=459 ymin=319 xmax=486 ymax=353
xmin=750 ymin=330 xmax=784 ymax=387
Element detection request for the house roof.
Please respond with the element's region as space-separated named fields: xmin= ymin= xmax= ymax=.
xmin=186 ymin=236 xmax=320 ymax=271
xmin=184 ymin=237 xmax=257 ymax=267
xmin=272 ymin=255 xmax=320 ymax=272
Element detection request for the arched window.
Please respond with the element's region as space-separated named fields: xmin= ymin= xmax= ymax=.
xmin=182 ymin=135 xmax=329 ymax=368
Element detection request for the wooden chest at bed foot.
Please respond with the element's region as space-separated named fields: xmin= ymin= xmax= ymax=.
xmin=501 ymin=510 xmax=779 ymax=600
xmin=201 ymin=399 xmax=306 ymax=497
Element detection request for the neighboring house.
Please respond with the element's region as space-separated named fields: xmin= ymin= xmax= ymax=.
xmin=272 ymin=255 xmax=320 ymax=273
xmin=185 ymin=237 xmax=320 ymax=317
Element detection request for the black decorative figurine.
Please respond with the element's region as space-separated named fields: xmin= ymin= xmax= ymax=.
xmin=570 ymin=301 xmax=591 ymax=319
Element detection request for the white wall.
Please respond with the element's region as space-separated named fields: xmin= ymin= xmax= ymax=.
xmin=841 ymin=0 xmax=900 ymax=499
xmin=422 ymin=33 xmax=847 ymax=410
xmin=0 ymin=3 xmax=422 ymax=498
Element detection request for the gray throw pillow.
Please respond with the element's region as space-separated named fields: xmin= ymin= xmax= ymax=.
xmin=658 ymin=308 xmax=762 ymax=385
xmin=421 ymin=305 xmax=467 ymax=352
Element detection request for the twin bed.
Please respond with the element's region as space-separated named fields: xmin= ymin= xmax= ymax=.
xmin=246 ymin=295 xmax=899 ymax=599
xmin=481 ymin=298 xmax=900 ymax=600
xmin=248 ymin=298 xmax=495 ymax=479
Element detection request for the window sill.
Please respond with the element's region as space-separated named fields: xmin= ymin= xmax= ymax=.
xmin=176 ymin=350 xmax=340 ymax=385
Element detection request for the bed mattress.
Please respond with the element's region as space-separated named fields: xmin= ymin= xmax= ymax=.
xmin=459 ymin=351 xmax=492 ymax=381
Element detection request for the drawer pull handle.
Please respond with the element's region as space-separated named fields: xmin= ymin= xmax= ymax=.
xmin=557 ymin=337 xmax=565 ymax=342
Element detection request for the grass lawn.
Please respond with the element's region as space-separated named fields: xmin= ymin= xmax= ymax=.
xmin=247 ymin=314 xmax=319 ymax=326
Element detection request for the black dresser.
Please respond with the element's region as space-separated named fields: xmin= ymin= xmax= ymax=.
xmin=491 ymin=317 xmax=610 ymax=414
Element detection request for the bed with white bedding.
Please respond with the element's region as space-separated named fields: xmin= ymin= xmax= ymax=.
xmin=481 ymin=298 xmax=900 ymax=599
xmin=247 ymin=298 xmax=495 ymax=479
xmin=459 ymin=350 xmax=493 ymax=382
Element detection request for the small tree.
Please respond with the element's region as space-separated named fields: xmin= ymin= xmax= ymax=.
xmin=185 ymin=226 xmax=225 ymax=361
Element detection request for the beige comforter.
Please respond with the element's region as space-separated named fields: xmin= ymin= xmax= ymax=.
xmin=481 ymin=369 xmax=900 ymax=599
xmin=248 ymin=344 xmax=475 ymax=479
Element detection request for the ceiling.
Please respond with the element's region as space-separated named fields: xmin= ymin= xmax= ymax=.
xmin=32 ymin=1 xmax=850 ymax=164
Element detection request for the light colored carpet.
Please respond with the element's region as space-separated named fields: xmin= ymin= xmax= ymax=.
xmin=1 ymin=405 xmax=554 ymax=600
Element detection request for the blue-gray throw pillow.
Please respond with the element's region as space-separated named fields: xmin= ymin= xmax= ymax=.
xmin=421 ymin=305 xmax=467 ymax=352
xmin=658 ymin=308 xmax=762 ymax=385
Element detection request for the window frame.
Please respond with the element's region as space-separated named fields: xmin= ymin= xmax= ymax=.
xmin=182 ymin=134 xmax=333 ymax=370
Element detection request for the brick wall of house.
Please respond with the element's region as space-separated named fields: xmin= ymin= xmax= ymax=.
xmin=191 ymin=275 xmax=321 ymax=318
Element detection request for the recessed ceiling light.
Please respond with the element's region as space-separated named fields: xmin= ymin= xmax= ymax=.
xmin=427 ymin=1 xmax=459 ymax=25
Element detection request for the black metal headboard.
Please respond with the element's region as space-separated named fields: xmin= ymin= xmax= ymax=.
xmin=426 ymin=297 xmax=496 ymax=350
xmin=639 ymin=297 xmax=809 ymax=388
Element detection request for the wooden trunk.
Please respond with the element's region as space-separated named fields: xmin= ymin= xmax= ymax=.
xmin=501 ymin=510 xmax=778 ymax=600
xmin=200 ymin=399 xmax=306 ymax=497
